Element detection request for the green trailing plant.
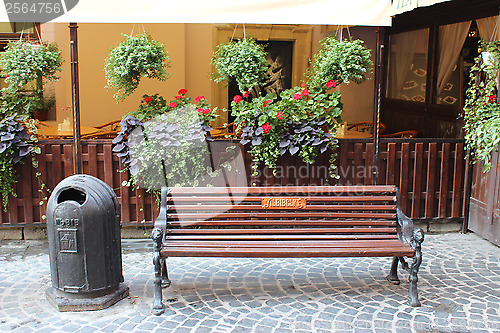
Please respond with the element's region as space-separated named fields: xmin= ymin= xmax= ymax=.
xmin=105 ymin=33 xmax=171 ymax=102
xmin=0 ymin=40 xmax=63 ymax=92
xmin=0 ymin=114 xmax=36 ymax=210
xmin=113 ymin=90 xmax=223 ymax=192
xmin=463 ymin=39 xmax=500 ymax=172
xmin=307 ymin=36 xmax=373 ymax=86
xmin=221 ymin=35 xmax=373 ymax=177
xmin=211 ymin=37 xmax=269 ymax=92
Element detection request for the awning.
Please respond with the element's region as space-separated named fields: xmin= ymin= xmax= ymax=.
xmin=1 ymin=0 xmax=392 ymax=26
xmin=391 ymin=0 xmax=452 ymax=16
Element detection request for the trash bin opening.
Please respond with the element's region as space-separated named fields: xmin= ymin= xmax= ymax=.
xmin=57 ymin=188 xmax=86 ymax=205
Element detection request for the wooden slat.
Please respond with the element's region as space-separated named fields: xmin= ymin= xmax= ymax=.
xmin=354 ymin=143 xmax=363 ymax=184
xmin=365 ymin=143 xmax=374 ymax=185
xmin=166 ymin=234 xmax=398 ymax=241
xmin=386 ymin=142 xmax=396 ymax=184
xmin=438 ymin=143 xmax=450 ymax=218
xmin=167 ymin=185 xmax=397 ymax=196
xmin=63 ymin=144 xmax=73 ymax=177
xmin=22 ymin=162 xmax=33 ymax=224
xmin=164 ymin=239 xmax=407 ymax=248
xmin=103 ymin=144 xmax=114 ymax=187
xmin=167 ymin=219 xmax=397 ymax=227
xmin=452 ymin=143 xmax=464 ymax=218
xmin=167 ymin=227 xmax=397 ymax=235
xmin=399 ymin=143 xmax=410 ymax=214
xmin=411 ymin=143 xmax=424 ymax=218
xmin=88 ymin=144 xmax=98 ymax=177
xmin=51 ymin=144 xmax=62 ymax=190
xmin=169 ymin=204 xmax=397 ymax=212
xmin=37 ymin=144 xmax=48 ymax=223
xmin=161 ymin=246 xmax=415 ymax=258
xmin=168 ymin=212 xmax=396 ymax=220
xmin=119 ymin=160 xmax=130 ymax=224
xmin=425 ymin=143 xmax=437 ymax=218
xmin=167 ymin=195 xmax=397 ymax=203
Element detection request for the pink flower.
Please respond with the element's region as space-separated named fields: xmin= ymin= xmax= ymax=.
xmin=197 ymin=108 xmax=204 ymax=113
xmin=169 ymin=102 xmax=177 ymax=108
xmin=301 ymin=83 xmax=305 ymax=87
xmin=243 ymin=91 xmax=250 ymax=98
xmin=488 ymin=95 xmax=496 ymax=103
xmin=326 ymin=80 xmax=337 ymax=88
xmin=263 ymin=99 xmax=271 ymax=107
xmin=302 ymin=89 xmax=309 ymax=96
xmin=276 ymin=111 xmax=284 ymax=120
xmin=175 ymin=95 xmax=182 ymax=99
xmin=178 ymin=89 xmax=188 ymax=95
xmin=203 ymin=109 xmax=210 ymax=114
xmin=261 ymin=123 xmax=272 ymax=134
xmin=195 ymin=95 xmax=205 ymax=102
xmin=293 ymin=93 xmax=302 ymax=100
xmin=233 ymin=95 xmax=243 ymax=103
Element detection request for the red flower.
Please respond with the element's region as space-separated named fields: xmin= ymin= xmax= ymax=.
xmin=261 ymin=123 xmax=272 ymax=134
xmin=175 ymin=95 xmax=182 ymax=99
xmin=326 ymin=80 xmax=337 ymax=88
xmin=243 ymin=91 xmax=250 ymax=98
xmin=197 ymin=108 xmax=204 ymax=113
xmin=5 ymin=75 xmax=10 ymax=78
xmin=178 ymin=89 xmax=188 ymax=95
xmin=302 ymin=89 xmax=309 ymax=96
xmin=233 ymin=95 xmax=243 ymax=103
xmin=276 ymin=111 xmax=284 ymax=120
xmin=263 ymin=99 xmax=271 ymax=107
xmin=144 ymin=96 xmax=153 ymax=102
xmin=488 ymin=95 xmax=496 ymax=103
xmin=293 ymin=93 xmax=302 ymax=100
xmin=169 ymin=102 xmax=177 ymax=108
xmin=195 ymin=95 xmax=205 ymax=102
xmin=197 ymin=108 xmax=210 ymax=114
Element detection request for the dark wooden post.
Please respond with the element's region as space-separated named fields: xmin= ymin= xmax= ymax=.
xmin=69 ymin=22 xmax=82 ymax=174
xmin=372 ymin=27 xmax=386 ymax=185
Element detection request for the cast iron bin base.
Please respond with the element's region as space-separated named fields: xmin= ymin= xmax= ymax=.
xmin=46 ymin=283 xmax=129 ymax=312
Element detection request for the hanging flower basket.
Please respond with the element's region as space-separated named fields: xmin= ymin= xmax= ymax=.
xmin=105 ymin=33 xmax=171 ymax=102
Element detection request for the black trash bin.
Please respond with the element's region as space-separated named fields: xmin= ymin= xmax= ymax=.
xmin=45 ymin=174 xmax=129 ymax=311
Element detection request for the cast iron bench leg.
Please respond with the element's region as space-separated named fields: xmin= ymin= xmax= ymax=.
xmin=161 ymin=258 xmax=171 ymax=287
xmin=386 ymin=257 xmax=401 ymax=285
xmin=409 ymin=229 xmax=424 ymax=307
xmin=152 ymin=228 xmax=164 ymax=315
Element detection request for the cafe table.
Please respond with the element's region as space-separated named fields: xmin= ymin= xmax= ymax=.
xmin=336 ymin=129 xmax=372 ymax=139
xmin=37 ymin=126 xmax=99 ymax=138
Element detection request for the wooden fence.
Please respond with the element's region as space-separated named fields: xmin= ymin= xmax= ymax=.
xmin=0 ymin=138 xmax=466 ymax=227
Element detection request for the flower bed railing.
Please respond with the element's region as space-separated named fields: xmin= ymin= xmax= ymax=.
xmin=0 ymin=138 xmax=466 ymax=227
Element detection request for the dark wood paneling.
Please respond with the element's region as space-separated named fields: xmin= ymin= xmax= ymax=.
xmin=0 ymin=138 xmax=467 ymax=227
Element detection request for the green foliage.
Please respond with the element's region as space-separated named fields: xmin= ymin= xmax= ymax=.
xmin=307 ymin=36 xmax=373 ymax=86
xmin=463 ymin=39 xmax=500 ymax=172
xmin=220 ymin=35 xmax=373 ymax=177
xmin=105 ymin=33 xmax=171 ymax=102
xmin=0 ymin=40 xmax=63 ymax=92
xmin=211 ymin=37 xmax=269 ymax=92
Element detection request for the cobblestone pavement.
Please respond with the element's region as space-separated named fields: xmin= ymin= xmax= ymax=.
xmin=0 ymin=233 xmax=499 ymax=333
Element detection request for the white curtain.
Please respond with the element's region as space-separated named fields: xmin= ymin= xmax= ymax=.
xmin=436 ymin=21 xmax=471 ymax=95
xmin=477 ymin=16 xmax=500 ymax=42
xmin=390 ymin=30 xmax=421 ymax=98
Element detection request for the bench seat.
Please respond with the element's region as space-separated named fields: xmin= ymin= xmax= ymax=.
xmin=151 ymin=185 xmax=424 ymax=315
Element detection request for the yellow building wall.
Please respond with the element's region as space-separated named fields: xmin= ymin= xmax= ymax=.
xmin=41 ymin=23 xmax=376 ymax=127
xmin=44 ymin=23 xmax=215 ymax=126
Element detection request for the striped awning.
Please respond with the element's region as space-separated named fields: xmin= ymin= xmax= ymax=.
xmin=391 ymin=0 xmax=452 ymax=16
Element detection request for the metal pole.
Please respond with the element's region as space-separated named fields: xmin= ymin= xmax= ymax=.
xmin=69 ymin=23 xmax=82 ymax=174
xmin=372 ymin=27 xmax=385 ymax=185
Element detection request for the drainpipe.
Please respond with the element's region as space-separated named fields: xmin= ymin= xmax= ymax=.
xmin=69 ymin=23 xmax=82 ymax=174
xmin=372 ymin=27 xmax=385 ymax=185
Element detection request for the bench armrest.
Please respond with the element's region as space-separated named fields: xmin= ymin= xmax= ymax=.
xmin=396 ymin=190 xmax=424 ymax=250
xmin=153 ymin=187 xmax=169 ymax=240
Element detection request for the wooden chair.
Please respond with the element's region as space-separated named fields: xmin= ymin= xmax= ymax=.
xmin=210 ymin=122 xmax=236 ymax=139
xmin=81 ymin=119 xmax=121 ymax=139
xmin=348 ymin=121 xmax=387 ymax=134
xmin=380 ymin=130 xmax=418 ymax=138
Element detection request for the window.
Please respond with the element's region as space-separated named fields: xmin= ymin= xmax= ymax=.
xmin=386 ymin=28 xmax=429 ymax=102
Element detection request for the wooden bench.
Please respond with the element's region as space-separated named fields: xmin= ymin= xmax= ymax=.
xmin=151 ymin=185 xmax=424 ymax=315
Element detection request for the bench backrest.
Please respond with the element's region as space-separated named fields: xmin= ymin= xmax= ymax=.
xmin=158 ymin=185 xmax=400 ymax=241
